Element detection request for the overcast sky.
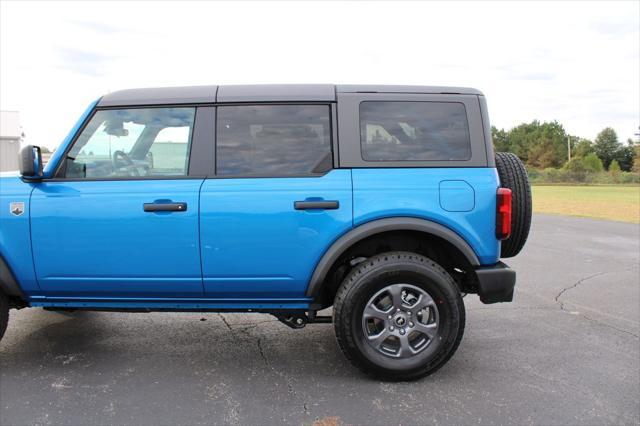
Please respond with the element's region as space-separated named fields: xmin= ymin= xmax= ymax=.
xmin=1 ymin=1 xmax=638 ymax=149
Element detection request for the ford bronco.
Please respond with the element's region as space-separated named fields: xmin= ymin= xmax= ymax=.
xmin=0 ymin=85 xmax=531 ymax=380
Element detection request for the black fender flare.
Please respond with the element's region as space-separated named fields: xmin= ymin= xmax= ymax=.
xmin=305 ymin=217 xmax=480 ymax=298
xmin=0 ymin=255 xmax=24 ymax=299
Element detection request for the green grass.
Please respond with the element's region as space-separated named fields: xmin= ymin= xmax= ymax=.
xmin=532 ymin=185 xmax=640 ymax=223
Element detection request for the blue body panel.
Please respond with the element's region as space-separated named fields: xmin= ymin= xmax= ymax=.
xmin=1 ymin=99 xmax=503 ymax=311
xmin=352 ymin=168 xmax=500 ymax=265
xmin=30 ymin=179 xmax=204 ymax=297
xmin=0 ymin=172 xmax=40 ymax=295
xmin=199 ymin=170 xmax=353 ymax=298
xmin=2 ymin=167 xmax=500 ymax=309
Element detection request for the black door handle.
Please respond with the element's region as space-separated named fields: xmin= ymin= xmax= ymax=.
xmin=143 ymin=202 xmax=187 ymax=212
xmin=294 ymin=200 xmax=339 ymax=210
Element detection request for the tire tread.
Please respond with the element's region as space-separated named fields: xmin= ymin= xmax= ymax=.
xmin=495 ymin=152 xmax=532 ymax=258
xmin=0 ymin=292 xmax=9 ymax=343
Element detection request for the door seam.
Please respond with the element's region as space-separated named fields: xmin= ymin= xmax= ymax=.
xmin=197 ymin=178 xmax=207 ymax=295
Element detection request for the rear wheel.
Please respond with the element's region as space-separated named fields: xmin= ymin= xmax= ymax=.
xmin=333 ymin=252 xmax=465 ymax=381
xmin=495 ymin=152 xmax=532 ymax=258
xmin=0 ymin=292 xmax=9 ymax=343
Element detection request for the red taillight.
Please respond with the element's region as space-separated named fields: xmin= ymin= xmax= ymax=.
xmin=496 ymin=188 xmax=512 ymax=240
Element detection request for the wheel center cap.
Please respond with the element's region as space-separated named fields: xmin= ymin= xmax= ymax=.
xmin=395 ymin=315 xmax=407 ymax=326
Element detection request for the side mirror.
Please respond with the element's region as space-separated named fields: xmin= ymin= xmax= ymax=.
xmin=19 ymin=145 xmax=43 ymax=179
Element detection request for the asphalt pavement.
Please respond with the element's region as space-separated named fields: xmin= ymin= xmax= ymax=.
xmin=1 ymin=214 xmax=638 ymax=425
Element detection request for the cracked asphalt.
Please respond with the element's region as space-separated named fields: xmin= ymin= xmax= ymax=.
xmin=1 ymin=214 xmax=639 ymax=425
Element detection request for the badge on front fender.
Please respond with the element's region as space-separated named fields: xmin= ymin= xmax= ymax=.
xmin=9 ymin=202 xmax=24 ymax=216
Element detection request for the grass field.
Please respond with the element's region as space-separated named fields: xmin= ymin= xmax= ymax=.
xmin=532 ymin=185 xmax=640 ymax=223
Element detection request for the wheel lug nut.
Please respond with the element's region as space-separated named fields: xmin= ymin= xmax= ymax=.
xmin=407 ymin=311 xmax=411 ymax=316
xmin=400 ymin=329 xmax=405 ymax=335
xmin=409 ymin=322 xmax=414 ymax=327
xmin=388 ymin=315 xmax=392 ymax=320
xmin=389 ymin=326 xmax=395 ymax=331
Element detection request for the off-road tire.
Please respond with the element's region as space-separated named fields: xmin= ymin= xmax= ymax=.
xmin=0 ymin=292 xmax=9 ymax=343
xmin=333 ymin=252 xmax=465 ymax=381
xmin=495 ymin=152 xmax=532 ymax=258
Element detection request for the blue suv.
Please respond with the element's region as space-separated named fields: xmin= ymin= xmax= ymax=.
xmin=0 ymin=85 xmax=531 ymax=380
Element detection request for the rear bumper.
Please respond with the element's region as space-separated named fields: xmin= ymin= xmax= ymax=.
xmin=475 ymin=262 xmax=515 ymax=304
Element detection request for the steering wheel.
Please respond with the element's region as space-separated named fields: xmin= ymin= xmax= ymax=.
xmin=113 ymin=150 xmax=139 ymax=176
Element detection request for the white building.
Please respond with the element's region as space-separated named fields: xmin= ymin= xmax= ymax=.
xmin=0 ymin=111 xmax=22 ymax=172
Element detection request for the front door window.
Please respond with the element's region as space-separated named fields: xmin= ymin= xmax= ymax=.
xmin=62 ymin=107 xmax=195 ymax=178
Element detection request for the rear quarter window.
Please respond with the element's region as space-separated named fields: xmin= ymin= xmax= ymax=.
xmin=359 ymin=101 xmax=471 ymax=162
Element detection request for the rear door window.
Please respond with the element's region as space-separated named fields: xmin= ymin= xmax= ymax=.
xmin=216 ymin=105 xmax=332 ymax=176
xmin=359 ymin=101 xmax=471 ymax=161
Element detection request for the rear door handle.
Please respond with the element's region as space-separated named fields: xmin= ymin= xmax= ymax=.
xmin=143 ymin=202 xmax=187 ymax=212
xmin=294 ymin=200 xmax=339 ymax=210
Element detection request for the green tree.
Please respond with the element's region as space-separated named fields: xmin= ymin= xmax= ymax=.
xmin=609 ymin=159 xmax=621 ymax=183
xmin=528 ymin=138 xmax=560 ymax=168
xmin=491 ymin=126 xmax=510 ymax=152
xmin=614 ymin=139 xmax=636 ymax=172
xmin=582 ymin=152 xmax=604 ymax=172
xmin=507 ymin=120 xmax=567 ymax=168
xmin=564 ymin=157 xmax=586 ymax=172
xmin=609 ymin=159 xmax=621 ymax=173
xmin=573 ymin=138 xmax=593 ymax=158
xmin=563 ymin=157 xmax=587 ymax=182
xmin=503 ymin=122 xmax=533 ymax=160
xmin=593 ymin=127 xmax=620 ymax=169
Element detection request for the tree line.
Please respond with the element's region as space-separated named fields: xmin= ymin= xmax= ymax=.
xmin=492 ymin=121 xmax=639 ymax=173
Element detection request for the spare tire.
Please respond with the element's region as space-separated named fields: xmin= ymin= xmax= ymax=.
xmin=495 ymin=152 xmax=532 ymax=258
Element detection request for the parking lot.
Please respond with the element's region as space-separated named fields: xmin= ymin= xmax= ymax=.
xmin=1 ymin=214 xmax=638 ymax=425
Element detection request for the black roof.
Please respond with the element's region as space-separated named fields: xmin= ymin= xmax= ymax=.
xmin=97 ymin=84 xmax=483 ymax=106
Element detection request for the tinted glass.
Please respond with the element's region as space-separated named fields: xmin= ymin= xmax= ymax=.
xmin=64 ymin=107 xmax=195 ymax=178
xmin=217 ymin=105 xmax=331 ymax=176
xmin=360 ymin=101 xmax=471 ymax=161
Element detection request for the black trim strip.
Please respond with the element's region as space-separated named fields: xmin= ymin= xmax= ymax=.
xmin=305 ymin=217 xmax=480 ymax=298
xmin=294 ymin=200 xmax=339 ymax=210
xmin=0 ymin=255 xmax=24 ymax=299
xmin=143 ymin=202 xmax=187 ymax=212
xmin=189 ymin=106 xmax=215 ymax=176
